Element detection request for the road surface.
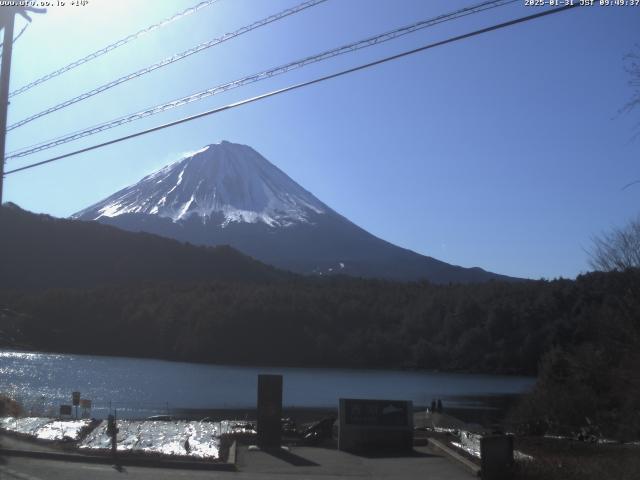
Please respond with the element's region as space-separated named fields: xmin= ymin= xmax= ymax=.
xmin=1 ymin=444 xmax=475 ymax=479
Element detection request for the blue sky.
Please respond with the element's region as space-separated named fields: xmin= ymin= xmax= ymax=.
xmin=3 ymin=0 xmax=639 ymax=279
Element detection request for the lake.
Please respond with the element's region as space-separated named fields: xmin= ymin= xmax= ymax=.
xmin=0 ymin=349 xmax=535 ymax=419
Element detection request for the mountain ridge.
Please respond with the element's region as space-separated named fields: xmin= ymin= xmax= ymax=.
xmin=0 ymin=202 xmax=289 ymax=290
xmin=73 ymin=141 xmax=517 ymax=284
xmin=73 ymin=141 xmax=328 ymax=228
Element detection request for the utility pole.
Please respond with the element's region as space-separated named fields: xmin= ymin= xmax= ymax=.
xmin=0 ymin=6 xmax=45 ymax=204
xmin=0 ymin=9 xmax=15 ymax=205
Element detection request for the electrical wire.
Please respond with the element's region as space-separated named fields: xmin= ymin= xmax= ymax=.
xmin=0 ymin=21 xmax=30 ymax=58
xmin=12 ymin=21 xmax=29 ymax=44
xmin=4 ymin=3 xmax=579 ymax=176
xmin=7 ymin=0 xmax=517 ymax=158
xmin=8 ymin=0 xmax=221 ymax=98
xmin=6 ymin=0 xmax=328 ymax=132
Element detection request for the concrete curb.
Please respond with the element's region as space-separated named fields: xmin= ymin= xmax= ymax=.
xmin=428 ymin=439 xmax=481 ymax=477
xmin=227 ymin=440 xmax=237 ymax=466
xmin=0 ymin=448 xmax=236 ymax=471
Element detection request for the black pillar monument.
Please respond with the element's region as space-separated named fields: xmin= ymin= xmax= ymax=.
xmin=257 ymin=374 xmax=282 ymax=448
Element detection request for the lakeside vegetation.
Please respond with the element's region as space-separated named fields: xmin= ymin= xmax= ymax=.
xmin=0 ymin=394 xmax=22 ymax=417
xmin=1 ymin=205 xmax=639 ymax=442
xmin=1 ymin=268 xmax=638 ymax=440
xmin=513 ymin=437 xmax=640 ymax=480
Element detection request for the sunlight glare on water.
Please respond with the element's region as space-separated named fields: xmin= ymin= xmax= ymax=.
xmin=0 ymin=349 xmax=535 ymax=418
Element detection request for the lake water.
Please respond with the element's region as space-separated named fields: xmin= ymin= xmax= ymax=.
xmin=0 ymin=349 xmax=535 ymax=419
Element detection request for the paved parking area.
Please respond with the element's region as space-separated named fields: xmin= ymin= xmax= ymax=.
xmin=1 ymin=432 xmax=475 ymax=480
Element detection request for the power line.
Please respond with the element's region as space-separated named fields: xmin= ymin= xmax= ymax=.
xmin=12 ymin=21 xmax=29 ymax=44
xmin=4 ymin=3 xmax=579 ymax=177
xmin=621 ymin=179 xmax=640 ymax=191
xmin=7 ymin=0 xmax=516 ymax=158
xmin=0 ymin=6 xmax=46 ymax=203
xmin=8 ymin=0 xmax=221 ymax=98
xmin=0 ymin=20 xmax=32 ymax=62
xmin=6 ymin=0 xmax=328 ymax=132
xmin=7 ymin=0 xmax=513 ymax=155
xmin=0 ymin=21 xmax=30 ymax=51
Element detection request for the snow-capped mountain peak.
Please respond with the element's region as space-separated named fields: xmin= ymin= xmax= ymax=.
xmin=73 ymin=141 xmax=327 ymax=228
xmin=72 ymin=141 xmax=513 ymax=283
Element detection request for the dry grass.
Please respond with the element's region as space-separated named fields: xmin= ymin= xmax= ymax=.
xmin=0 ymin=394 xmax=23 ymax=417
xmin=513 ymin=437 xmax=640 ymax=480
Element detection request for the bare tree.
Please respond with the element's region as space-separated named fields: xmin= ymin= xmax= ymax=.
xmin=621 ymin=46 xmax=640 ymax=190
xmin=589 ymin=216 xmax=640 ymax=271
xmin=599 ymin=49 xmax=640 ymax=268
xmin=622 ymin=45 xmax=640 ymax=116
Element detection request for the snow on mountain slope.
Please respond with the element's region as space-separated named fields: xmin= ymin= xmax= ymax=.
xmin=73 ymin=141 xmax=327 ymax=228
xmin=73 ymin=140 xmax=516 ymax=283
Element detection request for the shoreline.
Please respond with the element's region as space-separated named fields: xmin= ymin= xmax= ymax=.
xmin=0 ymin=347 xmax=537 ymax=379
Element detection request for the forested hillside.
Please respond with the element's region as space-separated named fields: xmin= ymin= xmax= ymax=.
xmin=1 ymin=270 xmax=637 ymax=378
xmin=0 ymin=203 xmax=288 ymax=289
xmin=2 ymin=203 xmax=638 ymax=439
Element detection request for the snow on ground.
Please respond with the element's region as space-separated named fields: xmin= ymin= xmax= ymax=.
xmin=79 ymin=419 xmax=255 ymax=460
xmin=451 ymin=430 xmax=534 ymax=461
xmin=459 ymin=430 xmax=481 ymax=457
xmin=0 ymin=417 xmax=91 ymax=441
xmin=1 ymin=416 xmax=255 ymax=459
xmin=450 ymin=440 xmax=534 ymax=461
xmin=433 ymin=426 xmax=458 ymax=434
xmin=80 ymin=419 xmax=220 ymax=458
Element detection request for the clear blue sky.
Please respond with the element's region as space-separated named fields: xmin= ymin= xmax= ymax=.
xmin=3 ymin=0 xmax=639 ymax=279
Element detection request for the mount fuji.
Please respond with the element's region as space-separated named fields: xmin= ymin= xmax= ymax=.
xmin=73 ymin=141 xmax=511 ymax=283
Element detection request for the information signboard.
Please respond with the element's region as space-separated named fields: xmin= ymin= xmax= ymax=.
xmin=338 ymin=398 xmax=413 ymax=453
xmin=344 ymin=399 xmax=409 ymax=426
